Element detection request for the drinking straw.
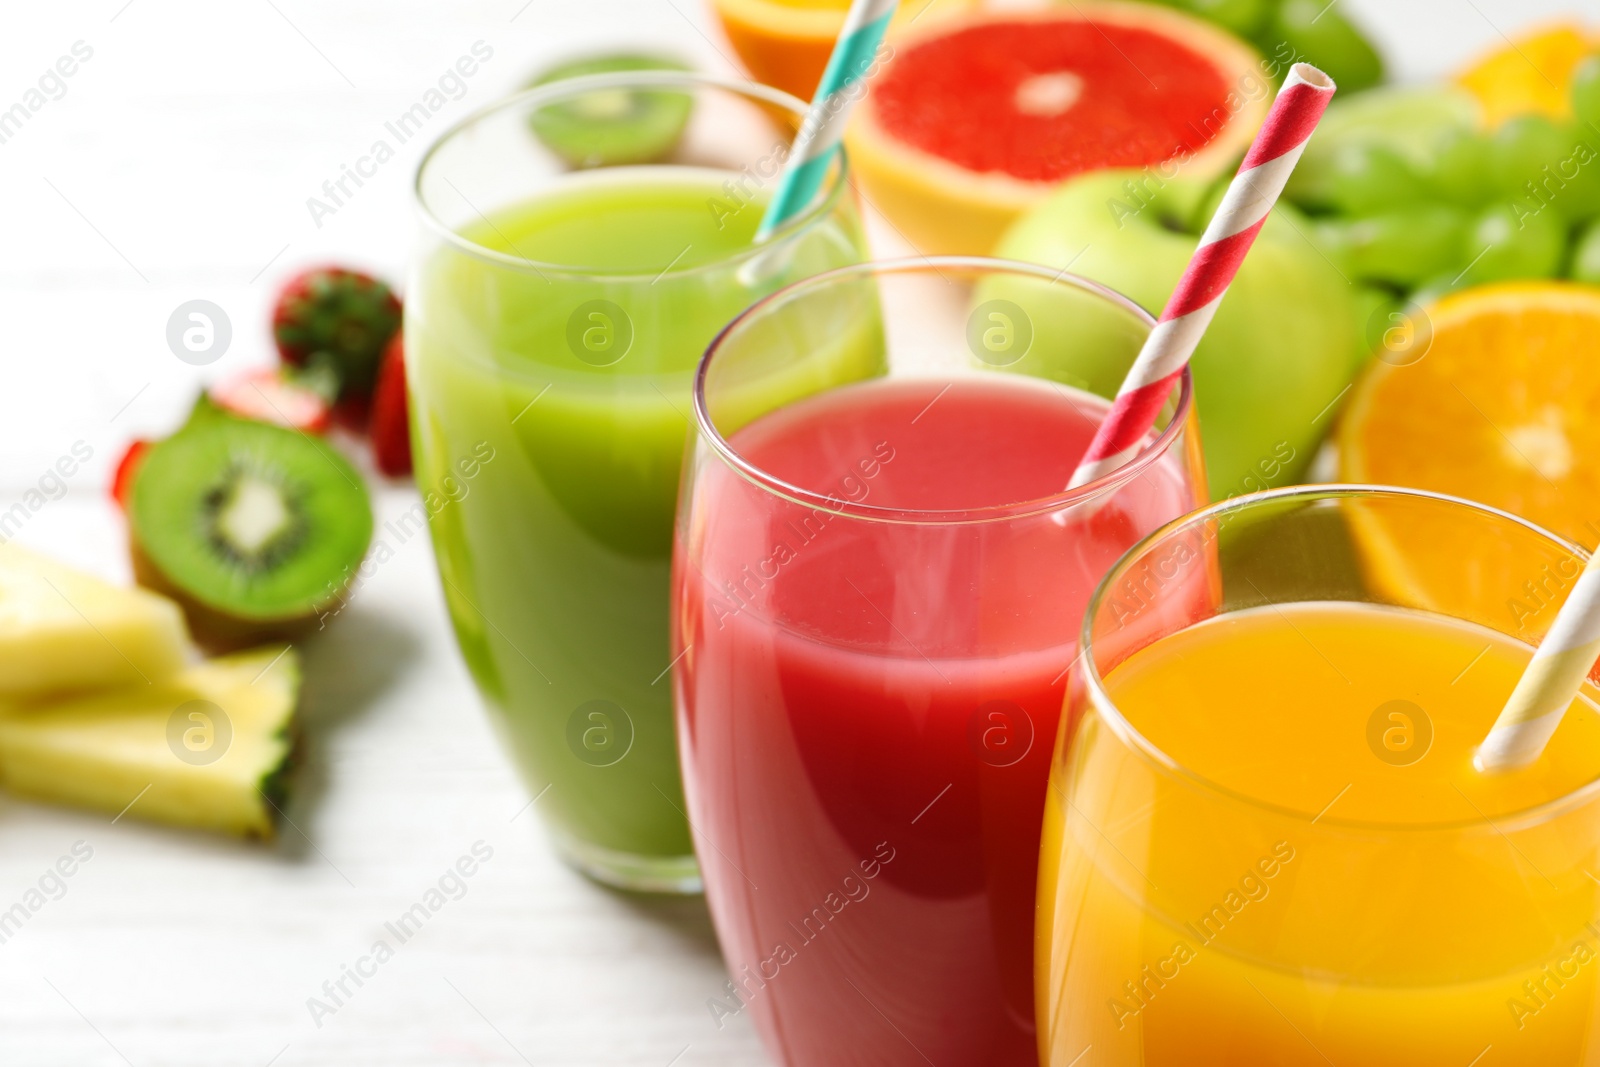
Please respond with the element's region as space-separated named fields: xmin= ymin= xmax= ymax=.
xmin=1476 ymin=553 xmax=1600 ymax=772
xmin=753 ymin=0 xmax=898 ymax=243
xmin=1066 ymin=64 xmax=1337 ymax=489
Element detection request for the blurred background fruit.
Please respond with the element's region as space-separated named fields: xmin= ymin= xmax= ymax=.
xmin=0 ymin=647 xmax=300 ymax=839
xmin=370 ymin=333 xmax=413 ymax=477
xmin=846 ymin=3 xmax=1267 ymax=254
xmin=1259 ymin=0 xmax=1384 ymax=91
xmin=209 ymin=366 xmax=335 ymax=433
xmin=1340 ymin=281 xmax=1600 ymax=564
xmin=1286 ymin=85 xmax=1483 ymax=206
xmin=0 ymin=543 xmax=188 ymax=700
xmin=1282 ymin=49 xmax=1600 ymax=313
xmin=708 ymin=0 xmax=975 ymax=101
xmin=996 ymin=171 xmax=1362 ymax=498
xmin=1456 ymin=21 xmax=1600 ymax=126
xmin=1120 ymin=0 xmax=1386 ymax=91
xmin=272 ymin=267 xmax=402 ymax=425
xmin=1574 ymin=217 xmax=1600 ymax=283
xmin=525 ymin=53 xmax=695 ymax=167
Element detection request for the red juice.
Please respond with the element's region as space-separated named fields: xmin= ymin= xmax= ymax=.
xmin=673 ymin=375 xmax=1200 ymax=1066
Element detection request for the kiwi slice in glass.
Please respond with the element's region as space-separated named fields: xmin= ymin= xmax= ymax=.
xmin=128 ymin=414 xmax=373 ymax=649
xmin=526 ymin=53 xmax=694 ymax=168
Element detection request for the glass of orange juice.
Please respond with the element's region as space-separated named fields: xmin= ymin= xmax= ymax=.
xmin=1039 ymin=485 xmax=1600 ymax=1067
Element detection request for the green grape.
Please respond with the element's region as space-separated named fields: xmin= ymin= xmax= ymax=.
xmin=1285 ymin=86 xmax=1479 ymax=207
xmin=1323 ymin=143 xmax=1431 ymax=215
xmin=1458 ymin=203 xmax=1567 ymax=285
xmin=1572 ymin=219 xmax=1600 ymax=285
xmin=1489 ymin=115 xmax=1578 ymax=205
xmin=1574 ymin=56 xmax=1600 ymax=131
xmin=1320 ymin=207 xmax=1468 ymax=288
xmin=1565 ymin=162 xmax=1600 ymax=224
xmin=1557 ymin=116 xmax=1600 ymax=223
xmin=1261 ymin=0 xmax=1385 ymax=94
xmin=1420 ymin=127 xmax=1496 ymax=207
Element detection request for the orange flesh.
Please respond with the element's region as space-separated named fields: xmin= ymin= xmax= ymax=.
xmin=1340 ymin=283 xmax=1600 ymax=623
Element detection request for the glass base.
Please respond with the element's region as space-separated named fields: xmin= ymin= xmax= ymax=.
xmin=549 ymin=832 xmax=702 ymax=895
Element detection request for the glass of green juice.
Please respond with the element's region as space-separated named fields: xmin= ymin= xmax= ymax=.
xmin=409 ymin=72 xmax=868 ymax=892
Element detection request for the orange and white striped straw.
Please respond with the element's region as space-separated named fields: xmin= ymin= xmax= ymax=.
xmin=1067 ymin=63 xmax=1336 ymax=489
xmin=1476 ymin=553 xmax=1600 ymax=772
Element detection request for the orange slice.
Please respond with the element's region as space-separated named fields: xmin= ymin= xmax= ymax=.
xmin=1338 ymin=282 xmax=1600 ymax=626
xmin=1455 ymin=21 xmax=1599 ymax=126
xmin=708 ymin=0 xmax=975 ymax=102
xmin=845 ymin=3 xmax=1267 ymax=255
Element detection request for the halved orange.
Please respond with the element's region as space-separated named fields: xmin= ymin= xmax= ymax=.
xmin=709 ymin=0 xmax=975 ymax=102
xmin=1339 ymin=282 xmax=1600 ymax=625
xmin=1455 ymin=21 xmax=1599 ymax=126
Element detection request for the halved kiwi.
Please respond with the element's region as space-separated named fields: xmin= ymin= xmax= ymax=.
xmin=527 ymin=53 xmax=694 ymax=168
xmin=128 ymin=414 xmax=373 ymax=650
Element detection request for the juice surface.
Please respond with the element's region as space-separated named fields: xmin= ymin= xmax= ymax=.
xmin=468 ymin=170 xmax=765 ymax=272
xmin=676 ymin=374 xmax=1198 ymax=1066
xmin=1038 ymin=601 xmax=1600 ymax=1067
xmin=1108 ymin=602 xmax=1600 ymax=821
xmin=408 ymin=167 xmax=865 ymax=866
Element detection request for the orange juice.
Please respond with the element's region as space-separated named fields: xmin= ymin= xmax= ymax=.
xmin=1039 ymin=601 xmax=1600 ymax=1066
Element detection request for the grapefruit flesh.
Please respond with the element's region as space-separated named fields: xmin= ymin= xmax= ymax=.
xmin=871 ymin=20 xmax=1235 ymax=182
xmin=848 ymin=4 xmax=1267 ymax=254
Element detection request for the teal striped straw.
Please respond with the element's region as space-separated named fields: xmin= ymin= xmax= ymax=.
xmin=753 ymin=0 xmax=898 ymax=243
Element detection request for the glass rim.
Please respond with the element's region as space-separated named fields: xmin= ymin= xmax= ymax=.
xmin=411 ymin=70 xmax=851 ymax=280
xmin=1079 ymin=483 xmax=1599 ymax=836
xmin=690 ymin=256 xmax=1195 ymax=526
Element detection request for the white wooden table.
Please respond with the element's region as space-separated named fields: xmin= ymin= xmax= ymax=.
xmin=0 ymin=1 xmax=1578 ymax=1062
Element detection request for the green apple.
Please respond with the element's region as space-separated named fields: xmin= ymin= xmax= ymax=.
xmin=1459 ymin=202 xmax=1567 ymax=285
xmin=1489 ymin=115 xmax=1577 ymax=204
xmin=993 ymin=170 xmax=1363 ymax=500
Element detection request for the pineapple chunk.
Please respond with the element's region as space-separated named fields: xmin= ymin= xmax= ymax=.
xmin=0 ymin=646 xmax=298 ymax=838
xmin=0 ymin=544 xmax=190 ymax=699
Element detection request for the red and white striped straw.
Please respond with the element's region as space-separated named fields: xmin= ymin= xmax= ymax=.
xmin=1067 ymin=63 xmax=1337 ymax=490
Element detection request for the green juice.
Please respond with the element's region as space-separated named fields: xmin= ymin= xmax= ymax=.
xmin=407 ymin=167 xmax=871 ymax=885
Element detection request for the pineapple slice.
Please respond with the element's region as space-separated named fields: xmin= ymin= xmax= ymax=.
xmin=0 ymin=646 xmax=299 ymax=838
xmin=0 ymin=543 xmax=190 ymax=699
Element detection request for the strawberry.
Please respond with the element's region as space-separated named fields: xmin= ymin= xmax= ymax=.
xmin=370 ymin=332 xmax=412 ymax=477
xmin=110 ymin=440 xmax=152 ymax=510
xmin=210 ymin=366 xmax=334 ymax=433
xmin=271 ymin=267 xmax=401 ymax=404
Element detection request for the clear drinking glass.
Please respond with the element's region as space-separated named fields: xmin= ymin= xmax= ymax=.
xmin=408 ymin=72 xmax=866 ymax=892
xmin=1041 ymin=485 xmax=1600 ymax=1066
xmin=672 ymin=258 xmax=1205 ymax=1065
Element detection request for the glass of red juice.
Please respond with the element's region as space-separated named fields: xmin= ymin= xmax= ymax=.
xmin=672 ymin=258 xmax=1206 ymax=1066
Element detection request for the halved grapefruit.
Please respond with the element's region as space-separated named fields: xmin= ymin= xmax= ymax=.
xmin=847 ymin=3 xmax=1269 ymax=255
